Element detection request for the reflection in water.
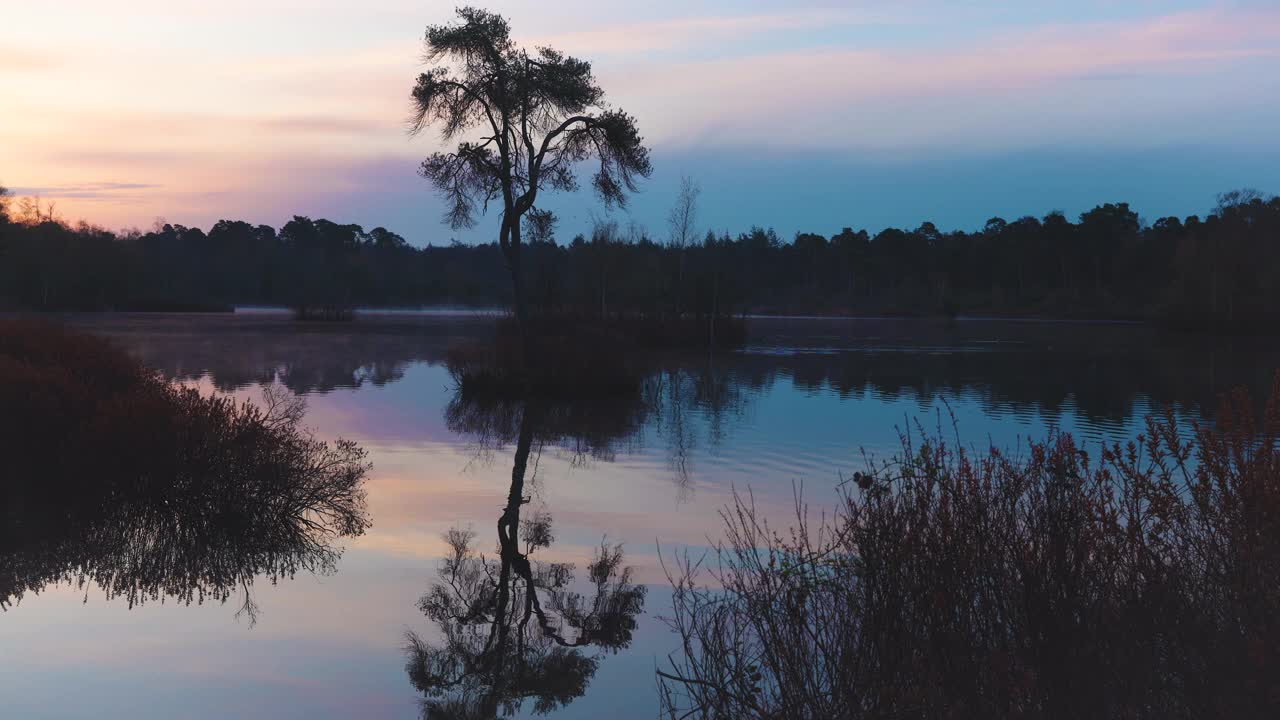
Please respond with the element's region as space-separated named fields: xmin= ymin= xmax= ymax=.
xmin=443 ymin=364 xmax=757 ymax=504
xmin=0 ymin=387 xmax=371 ymax=622
xmin=445 ymin=385 xmax=650 ymax=465
xmin=644 ymin=364 xmax=754 ymax=498
xmin=82 ymin=314 xmax=475 ymax=394
xmin=407 ymin=397 xmax=647 ymax=717
xmin=82 ymin=314 xmax=1280 ymax=429
xmin=39 ymin=315 xmax=1280 ymax=717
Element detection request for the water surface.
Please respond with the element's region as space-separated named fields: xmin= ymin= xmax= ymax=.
xmin=3 ymin=312 xmax=1275 ymax=718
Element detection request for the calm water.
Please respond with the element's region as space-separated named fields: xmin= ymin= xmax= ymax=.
xmin=4 ymin=312 xmax=1277 ymax=719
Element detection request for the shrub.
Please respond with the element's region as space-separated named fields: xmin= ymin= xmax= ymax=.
xmin=445 ymin=313 xmax=748 ymax=401
xmin=660 ymin=376 xmax=1280 ymax=718
xmin=446 ymin=317 xmax=646 ymax=398
xmin=0 ymin=320 xmax=370 ymax=617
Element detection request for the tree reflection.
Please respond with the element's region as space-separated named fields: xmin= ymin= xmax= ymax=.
xmin=84 ymin=313 xmax=477 ymax=394
xmin=82 ymin=314 xmax=1280 ymax=430
xmin=645 ymin=364 xmax=754 ymax=498
xmin=406 ymin=396 xmax=647 ymax=718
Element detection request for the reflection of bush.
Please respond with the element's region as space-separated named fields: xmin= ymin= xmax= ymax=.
xmin=0 ymin=320 xmax=371 ymax=617
xmin=87 ymin=314 xmax=1280 ymax=430
xmin=82 ymin=314 xmax=467 ymax=393
xmin=661 ymin=377 xmax=1280 ymax=718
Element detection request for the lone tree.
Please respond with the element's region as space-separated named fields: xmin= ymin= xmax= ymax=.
xmin=409 ymin=6 xmax=652 ymax=333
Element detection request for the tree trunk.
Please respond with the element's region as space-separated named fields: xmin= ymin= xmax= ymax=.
xmin=501 ymin=402 xmax=535 ymax=540
xmin=503 ymin=219 xmax=533 ymax=364
xmin=488 ymin=401 xmax=535 ymax=716
xmin=710 ymin=270 xmax=718 ymax=349
xmin=509 ymin=255 xmax=529 ymax=327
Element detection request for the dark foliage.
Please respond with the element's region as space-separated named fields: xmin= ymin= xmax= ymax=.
xmin=658 ymin=376 xmax=1280 ymax=718
xmin=1 ymin=192 xmax=1278 ymax=330
xmin=0 ymin=320 xmax=371 ymax=619
xmin=443 ymin=313 xmax=744 ymax=398
xmin=445 ymin=317 xmax=646 ymax=398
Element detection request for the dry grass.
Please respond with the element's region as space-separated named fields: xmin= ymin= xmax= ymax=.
xmin=659 ymin=377 xmax=1280 ymax=719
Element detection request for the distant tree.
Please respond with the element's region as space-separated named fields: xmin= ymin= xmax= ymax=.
xmin=664 ymin=177 xmax=701 ymax=315
xmin=368 ymin=226 xmax=407 ymax=249
xmin=1079 ymin=203 xmax=1139 ymax=294
xmin=408 ymin=6 xmax=652 ymax=338
xmin=1215 ymin=188 xmax=1267 ymax=215
xmin=1211 ymin=189 xmax=1276 ymax=323
xmin=15 ymin=196 xmax=58 ymax=225
xmin=983 ymin=217 xmax=1008 ymax=237
xmin=279 ymin=216 xmax=361 ymax=320
xmin=668 ymin=176 xmax=701 ymax=249
xmin=1003 ymin=216 xmax=1043 ymax=300
xmin=1042 ymin=210 xmax=1076 ymax=293
xmin=279 ymin=216 xmax=319 ymax=250
xmin=832 ymin=227 xmax=869 ymax=298
xmin=587 ymin=217 xmax=620 ymax=316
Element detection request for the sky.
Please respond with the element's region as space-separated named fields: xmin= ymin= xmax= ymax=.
xmin=2 ymin=0 xmax=1279 ymax=244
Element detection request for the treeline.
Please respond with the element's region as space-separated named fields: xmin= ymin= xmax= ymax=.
xmin=2 ymin=186 xmax=1278 ymax=328
xmin=0 ymin=199 xmax=505 ymax=312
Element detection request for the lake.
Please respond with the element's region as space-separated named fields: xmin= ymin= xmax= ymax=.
xmin=3 ymin=311 xmax=1277 ymax=719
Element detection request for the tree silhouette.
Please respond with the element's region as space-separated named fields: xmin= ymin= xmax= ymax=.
xmin=408 ymin=6 xmax=652 ymax=336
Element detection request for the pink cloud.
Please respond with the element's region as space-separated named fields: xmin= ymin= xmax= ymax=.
xmin=4 ymin=4 xmax=1277 ymax=230
xmin=0 ymin=45 xmax=57 ymax=72
xmin=522 ymin=8 xmax=912 ymax=56
xmin=605 ymin=7 xmax=1280 ymax=149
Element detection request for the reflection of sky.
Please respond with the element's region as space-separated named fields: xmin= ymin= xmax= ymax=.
xmin=1 ymin=323 xmax=1220 ymax=719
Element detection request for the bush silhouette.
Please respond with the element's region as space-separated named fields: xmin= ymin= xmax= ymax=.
xmin=660 ymin=376 xmax=1280 ymax=718
xmin=0 ymin=320 xmax=370 ymax=617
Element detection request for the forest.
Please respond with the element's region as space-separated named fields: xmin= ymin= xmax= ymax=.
xmin=1 ymin=185 xmax=1277 ymax=331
